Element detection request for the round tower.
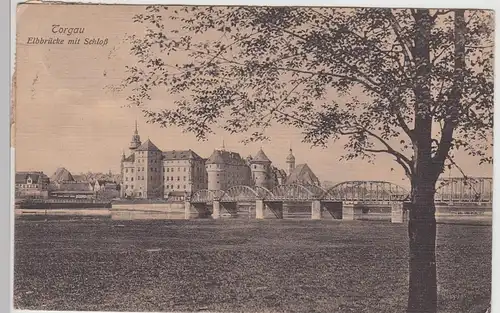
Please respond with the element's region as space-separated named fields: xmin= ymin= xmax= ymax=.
xmin=286 ymin=148 xmax=295 ymax=176
xmin=251 ymin=148 xmax=272 ymax=188
xmin=206 ymin=150 xmax=225 ymax=191
xmin=129 ymin=120 xmax=141 ymax=151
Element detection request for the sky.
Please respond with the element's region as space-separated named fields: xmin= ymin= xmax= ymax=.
xmin=13 ymin=4 xmax=493 ymax=186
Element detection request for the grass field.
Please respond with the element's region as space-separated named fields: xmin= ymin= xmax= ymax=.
xmin=14 ymin=218 xmax=491 ymax=313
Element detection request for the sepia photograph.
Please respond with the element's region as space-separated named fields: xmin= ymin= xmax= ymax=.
xmin=13 ymin=3 xmax=494 ymax=313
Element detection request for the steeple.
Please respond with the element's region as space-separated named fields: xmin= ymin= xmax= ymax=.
xmin=220 ymin=138 xmax=226 ymax=151
xmin=286 ymin=147 xmax=295 ymax=176
xmin=129 ymin=120 xmax=142 ymax=151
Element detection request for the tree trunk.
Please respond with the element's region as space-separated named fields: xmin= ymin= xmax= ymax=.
xmin=407 ymin=9 xmax=437 ymax=313
xmin=407 ymin=179 xmax=437 ymax=313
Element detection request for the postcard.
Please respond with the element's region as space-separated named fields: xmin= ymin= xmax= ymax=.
xmin=13 ymin=3 xmax=494 ymax=313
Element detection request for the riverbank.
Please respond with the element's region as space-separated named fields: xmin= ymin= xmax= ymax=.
xmin=14 ymin=219 xmax=491 ymax=313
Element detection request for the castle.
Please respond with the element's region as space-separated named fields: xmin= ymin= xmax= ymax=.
xmin=120 ymin=123 xmax=320 ymax=199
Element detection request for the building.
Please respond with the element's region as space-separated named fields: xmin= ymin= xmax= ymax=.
xmin=285 ymin=163 xmax=321 ymax=186
xmin=48 ymin=167 xmax=96 ymax=199
xmin=50 ymin=181 xmax=95 ymax=199
xmin=162 ymin=149 xmax=207 ymax=198
xmin=272 ymin=167 xmax=287 ymax=186
xmin=121 ymin=138 xmax=163 ymax=199
xmin=206 ymin=149 xmax=252 ymax=191
xmin=286 ymin=148 xmax=296 ymax=176
xmin=50 ymin=167 xmax=74 ymax=183
xmin=15 ymin=171 xmax=50 ymax=199
xmin=121 ymin=124 xmax=208 ymax=200
xmin=249 ymin=148 xmax=273 ymax=189
xmin=119 ymin=123 xmax=320 ymax=198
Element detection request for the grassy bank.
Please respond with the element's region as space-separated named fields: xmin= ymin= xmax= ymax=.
xmin=14 ymin=219 xmax=491 ymax=312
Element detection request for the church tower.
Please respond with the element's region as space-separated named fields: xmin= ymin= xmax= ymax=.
xmin=120 ymin=151 xmax=126 ymax=198
xmin=129 ymin=120 xmax=141 ymax=151
xmin=286 ymin=148 xmax=295 ymax=176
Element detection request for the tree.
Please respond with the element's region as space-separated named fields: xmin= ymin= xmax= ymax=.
xmin=116 ymin=7 xmax=494 ymax=313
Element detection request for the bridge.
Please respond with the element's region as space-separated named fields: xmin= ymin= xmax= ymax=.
xmin=184 ymin=177 xmax=492 ymax=222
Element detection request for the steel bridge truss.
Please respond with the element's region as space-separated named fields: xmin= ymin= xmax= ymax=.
xmin=190 ymin=181 xmax=411 ymax=203
xmin=435 ymin=177 xmax=493 ymax=203
xmin=189 ymin=177 xmax=491 ymax=204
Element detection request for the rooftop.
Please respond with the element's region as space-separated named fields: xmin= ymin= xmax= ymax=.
xmin=135 ymin=139 xmax=161 ymax=152
xmin=163 ymin=149 xmax=203 ymax=161
xmin=252 ymin=148 xmax=271 ymax=163
xmin=50 ymin=167 xmax=74 ymax=182
xmin=206 ymin=150 xmax=247 ymax=165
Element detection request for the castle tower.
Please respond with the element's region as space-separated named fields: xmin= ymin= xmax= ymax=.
xmin=206 ymin=150 xmax=225 ymax=191
xmin=286 ymin=148 xmax=295 ymax=176
xmin=251 ymin=148 xmax=272 ymax=189
xmin=129 ymin=120 xmax=142 ymax=151
xmin=134 ymin=139 xmax=163 ymax=199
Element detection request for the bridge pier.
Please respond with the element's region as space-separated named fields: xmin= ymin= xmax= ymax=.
xmin=391 ymin=202 xmax=409 ymax=223
xmin=256 ymin=199 xmax=264 ymax=219
xmin=255 ymin=200 xmax=283 ymax=219
xmin=311 ymin=200 xmax=322 ymax=220
xmin=342 ymin=202 xmax=363 ymax=220
xmin=212 ymin=200 xmax=221 ymax=219
xmin=185 ymin=202 xmax=211 ymax=219
xmin=184 ymin=201 xmax=191 ymax=220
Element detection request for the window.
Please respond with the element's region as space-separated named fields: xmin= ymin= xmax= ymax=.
xmin=125 ymin=177 xmax=128 ymax=181
xmin=125 ymin=185 xmax=128 ymax=189
xmin=163 ymin=168 xmax=165 ymax=172
xmin=131 ymin=169 xmax=134 ymax=173
xmin=184 ymin=168 xmax=186 ymax=172
xmin=167 ymin=168 xmax=170 ymax=172
xmin=125 ymin=168 xmax=128 ymax=173
xmin=131 ymin=177 xmax=134 ymax=181
xmin=177 ymin=185 xmax=180 ymax=189
xmin=183 ymin=185 xmax=186 ymax=189
xmin=183 ymin=176 xmax=186 ymax=181
xmin=217 ymin=174 xmax=219 ymax=177
xmin=177 ymin=177 xmax=180 ymax=181
xmin=131 ymin=185 xmax=134 ymax=189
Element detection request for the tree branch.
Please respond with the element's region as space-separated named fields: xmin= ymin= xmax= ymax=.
xmin=365 ymin=148 xmax=413 ymax=178
xmin=388 ymin=11 xmax=414 ymax=64
xmin=362 ymin=128 xmax=414 ymax=170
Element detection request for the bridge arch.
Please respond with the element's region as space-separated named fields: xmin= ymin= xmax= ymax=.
xmin=324 ymin=181 xmax=409 ymax=202
xmin=221 ymin=185 xmax=261 ymax=202
xmin=270 ymin=184 xmax=316 ymax=201
xmin=302 ymin=184 xmax=329 ymax=198
xmin=191 ymin=189 xmax=217 ymax=203
xmin=254 ymin=186 xmax=274 ymax=199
